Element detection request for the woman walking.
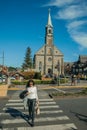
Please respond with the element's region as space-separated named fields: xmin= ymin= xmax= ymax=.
xmin=26 ymin=79 xmax=39 ymax=127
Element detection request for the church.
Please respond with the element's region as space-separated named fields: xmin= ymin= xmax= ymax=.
xmin=34 ymin=10 xmax=64 ymax=76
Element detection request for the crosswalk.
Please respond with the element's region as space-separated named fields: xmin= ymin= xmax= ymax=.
xmin=0 ymin=90 xmax=77 ymax=130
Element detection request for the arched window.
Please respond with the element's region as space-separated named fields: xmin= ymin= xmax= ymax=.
xmin=48 ymin=57 xmax=52 ymax=61
xmin=49 ymin=29 xmax=51 ymax=34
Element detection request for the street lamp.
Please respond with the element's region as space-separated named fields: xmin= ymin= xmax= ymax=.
xmin=56 ymin=61 xmax=60 ymax=86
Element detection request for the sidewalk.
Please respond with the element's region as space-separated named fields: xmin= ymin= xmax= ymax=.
xmin=1 ymin=80 xmax=87 ymax=93
xmin=7 ymin=82 xmax=87 ymax=91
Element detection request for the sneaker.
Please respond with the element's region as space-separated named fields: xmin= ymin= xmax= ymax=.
xmin=31 ymin=122 xmax=34 ymax=127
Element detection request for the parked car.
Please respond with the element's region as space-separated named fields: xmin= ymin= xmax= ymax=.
xmin=0 ymin=77 xmax=6 ymax=83
xmin=10 ymin=77 xmax=15 ymax=80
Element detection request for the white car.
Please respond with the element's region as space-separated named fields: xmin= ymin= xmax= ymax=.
xmin=0 ymin=77 xmax=6 ymax=83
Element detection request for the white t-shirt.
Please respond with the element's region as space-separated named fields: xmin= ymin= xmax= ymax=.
xmin=27 ymin=86 xmax=38 ymax=100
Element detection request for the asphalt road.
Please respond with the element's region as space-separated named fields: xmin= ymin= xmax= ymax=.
xmin=0 ymin=90 xmax=17 ymax=111
xmin=45 ymin=88 xmax=87 ymax=130
xmin=55 ymin=97 xmax=87 ymax=130
xmin=0 ymin=83 xmax=87 ymax=130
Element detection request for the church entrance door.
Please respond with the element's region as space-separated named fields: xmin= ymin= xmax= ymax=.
xmin=48 ymin=68 xmax=52 ymax=77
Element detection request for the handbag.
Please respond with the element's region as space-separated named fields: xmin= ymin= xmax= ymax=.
xmin=19 ymin=90 xmax=28 ymax=99
xmin=36 ymin=107 xmax=40 ymax=115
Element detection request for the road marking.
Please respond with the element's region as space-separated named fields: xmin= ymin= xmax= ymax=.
xmin=1 ymin=93 xmax=77 ymax=130
xmin=18 ymin=123 xmax=77 ymax=130
xmin=17 ymin=123 xmax=77 ymax=130
xmin=8 ymin=99 xmax=54 ymax=102
xmin=6 ymin=101 xmax=56 ymax=106
xmin=51 ymin=87 xmax=66 ymax=93
xmin=2 ymin=123 xmax=77 ymax=130
xmin=0 ymin=110 xmax=63 ymax=116
xmin=1 ymin=116 xmax=69 ymax=124
xmin=3 ymin=105 xmax=59 ymax=110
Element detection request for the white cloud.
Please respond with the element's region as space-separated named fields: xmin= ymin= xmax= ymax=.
xmin=67 ymin=20 xmax=87 ymax=48
xmin=56 ymin=5 xmax=87 ymax=20
xmin=67 ymin=20 xmax=87 ymax=30
xmin=43 ymin=0 xmax=87 ymax=49
xmin=72 ymin=33 xmax=87 ymax=48
xmin=43 ymin=0 xmax=75 ymax=7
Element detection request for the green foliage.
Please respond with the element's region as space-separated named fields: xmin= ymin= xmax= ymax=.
xmin=11 ymin=78 xmax=68 ymax=85
xmin=51 ymin=78 xmax=68 ymax=84
xmin=34 ymin=72 xmax=42 ymax=79
xmin=8 ymin=66 xmax=17 ymax=71
xmin=11 ymin=80 xmax=27 ymax=85
xmin=22 ymin=47 xmax=33 ymax=70
xmin=22 ymin=71 xmax=35 ymax=80
xmin=11 ymin=79 xmax=53 ymax=85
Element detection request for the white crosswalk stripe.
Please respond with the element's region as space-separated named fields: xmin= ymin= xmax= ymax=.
xmin=3 ymin=124 xmax=77 ymax=130
xmin=1 ymin=116 xmax=69 ymax=124
xmin=8 ymin=98 xmax=54 ymax=102
xmin=3 ymin=105 xmax=59 ymax=111
xmin=0 ymin=91 xmax=77 ymax=130
xmin=6 ymin=101 xmax=56 ymax=106
xmin=0 ymin=110 xmax=63 ymax=116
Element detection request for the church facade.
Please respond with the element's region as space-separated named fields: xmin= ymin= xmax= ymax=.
xmin=34 ymin=10 xmax=64 ymax=76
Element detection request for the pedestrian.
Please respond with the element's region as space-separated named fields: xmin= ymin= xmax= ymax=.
xmin=71 ymin=74 xmax=76 ymax=86
xmin=84 ymin=75 xmax=86 ymax=80
xmin=77 ymin=74 xmax=80 ymax=84
xmin=53 ymin=74 xmax=57 ymax=83
xmin=26 ymin=79 xmax=39 ymax=127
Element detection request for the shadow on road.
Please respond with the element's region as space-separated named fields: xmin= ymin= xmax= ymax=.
xmin=5 ymin=107 xmax=31 ymax=125
xmin=0 ymin=125 xmax=3 ymax=130
xmin=70 ymin=110 xmax=87 ymax=123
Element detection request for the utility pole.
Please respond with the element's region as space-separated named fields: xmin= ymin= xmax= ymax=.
xmin=0 ymin=51 xmax=4 ymax=82
xmin=57 ymin=61 xmax=60 ymax=86
xmin=2 ymin=51 xmax=4 ymax=66
xmin=0 ymin=51 xmax=4 ymax=66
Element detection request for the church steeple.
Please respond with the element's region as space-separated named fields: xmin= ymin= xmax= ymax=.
xmin=45 ymin=9 xmax=53 ymax=46
xmin=47 ymin=9 xmax=53 ymax=27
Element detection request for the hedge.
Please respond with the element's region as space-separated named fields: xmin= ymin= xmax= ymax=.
xmin=11 ymin=78 xmax=68 ymax=85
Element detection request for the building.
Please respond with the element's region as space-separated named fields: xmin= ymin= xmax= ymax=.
xmin=64 ymin=62 xmax=74 ymax=75
xmin=34 ymin=9 xmax=64 ymax=76
xmin=78 ymin=55 xmax=87 ymax=63
xmin=71 ymin=55 xmax=87 ymax=75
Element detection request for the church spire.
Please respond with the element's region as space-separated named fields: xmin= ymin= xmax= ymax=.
xmin=47 ymin=9 xmax=53 ymax=27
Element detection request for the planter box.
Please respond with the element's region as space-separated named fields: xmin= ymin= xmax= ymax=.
xmin=0 ymin=84 xmax=8 ymax=97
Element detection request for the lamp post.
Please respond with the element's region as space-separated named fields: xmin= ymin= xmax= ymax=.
xmin=56 ymin=61 xmax=60 ymax=86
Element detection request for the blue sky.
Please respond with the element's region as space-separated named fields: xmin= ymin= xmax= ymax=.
xmin=0 ymin=0 xmax=87 ymax=67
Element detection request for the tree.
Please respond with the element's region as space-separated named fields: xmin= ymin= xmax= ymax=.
xmin=22 ymin=47 xmax=32 ymax=70
xmin=8 ymin=66 xmax=17 ymax=72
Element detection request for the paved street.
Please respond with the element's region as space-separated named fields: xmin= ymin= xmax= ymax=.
xmin=0 ymin=89 xmax=77 ymax=130
xmin=54 ymin=97 xmax=87 ymax=130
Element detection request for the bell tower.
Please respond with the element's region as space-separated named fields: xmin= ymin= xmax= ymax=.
xmin=34 ymin=9 xmax=64 ymax=76
xmin=44 ymin=9 xmax=54 ymax=75
xmin=45 ymin=9 xmax=53 ymax=46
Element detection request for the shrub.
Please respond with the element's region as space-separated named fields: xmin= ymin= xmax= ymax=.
xmin=22 ymin=71 xmax=35 ymax=79
xmin=34 ymin=72 xmax=42 ymax=79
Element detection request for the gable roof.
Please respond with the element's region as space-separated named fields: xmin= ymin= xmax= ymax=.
xmin=79 ymin=55 xmax=87 ymax=63
xmin=35 ymin=44 xmax=63 ymax=56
